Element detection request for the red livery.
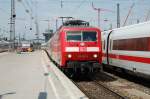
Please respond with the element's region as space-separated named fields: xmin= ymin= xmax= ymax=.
xmin=47 ymin=20 xmax=102 ymax=73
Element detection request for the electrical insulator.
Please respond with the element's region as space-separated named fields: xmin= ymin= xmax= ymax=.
xmin=13 ymin=14 xmax=16 ymax=18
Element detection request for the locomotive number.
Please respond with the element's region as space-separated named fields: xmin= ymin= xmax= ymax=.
xmin=79 ymin=47 xmax=87 ymax=52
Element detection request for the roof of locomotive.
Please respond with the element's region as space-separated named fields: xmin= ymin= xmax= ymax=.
xmin=53 ymin=20 xmax=101 ymax=35
xmin=59 ymin=25 xmax=101 ymax=31
xmin=63 ymin=20 xmax=89 ymax=26
xmin=59 ymin=19 xmax=101 ymax=31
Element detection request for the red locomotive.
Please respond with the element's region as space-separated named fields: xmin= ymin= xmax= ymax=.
xmin=46 ymin=20 xmax=102 ymax=74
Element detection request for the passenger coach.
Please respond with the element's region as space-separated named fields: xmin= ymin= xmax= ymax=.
xmin=102 ymin=21 xmax=150 ymax=79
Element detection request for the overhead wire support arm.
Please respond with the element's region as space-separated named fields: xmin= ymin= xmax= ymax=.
xmin=91 ymin=2 xmax=113 ymax=28
xmin=123 ymin=3 xmax=135 ymax=26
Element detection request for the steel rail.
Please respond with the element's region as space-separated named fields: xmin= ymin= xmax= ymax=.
xmin=93 ymin=80 xmax=128 ymax=99
xmin=71 ymin=80 xmax=93 ymax=99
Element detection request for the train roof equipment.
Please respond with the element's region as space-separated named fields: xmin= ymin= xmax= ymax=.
xmin=63 ymin=20 xmax=90 ymax=27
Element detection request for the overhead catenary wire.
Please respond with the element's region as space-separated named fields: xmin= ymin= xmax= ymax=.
xmin=17 ymin=0 xmax=30 ymax=14
xmin=92 ymin=2 xmax=114 ymax=28
xmin=24 ymin=0 xmax=34 ymax=30
xmin=17 ymin=0 xmax=34 ymax=17
xmin=17 ymin=0 xmax=34 ymax=31
xmin=0 ymin=8 xmax=9 ymax=15
xmin=23 ymin=0 xmax=33 ymax=12
xmin=69 ymin=0 xmax=87 ymax=16
xmin=1 ymin=0 xmax=149 ymax=37
xmin=123 ymin=3 xmax=135 ymax=26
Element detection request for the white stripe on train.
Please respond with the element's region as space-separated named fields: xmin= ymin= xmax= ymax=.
xmin=65 ymin=47 xmax=99 ymax=52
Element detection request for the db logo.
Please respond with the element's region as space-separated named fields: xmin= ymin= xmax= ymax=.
xmin=80 ymin=47 xmax=87 ymax=52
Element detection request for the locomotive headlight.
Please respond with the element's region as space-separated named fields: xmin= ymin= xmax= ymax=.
xmin=68 ymin=54 xmax=72 ymax=58
xmin=93 ymin=54 xmax=98 ymax=58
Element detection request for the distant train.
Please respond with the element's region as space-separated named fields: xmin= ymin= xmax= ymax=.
xmin=0 ymin=40 xmax=9 ymax=52
xmin=46 ymin=20 xmax=102 ymax=75
xmin=102 ymin=21 xmax=150 ymax=79
xmin=20 ymin=43 xmax=33 ymax=52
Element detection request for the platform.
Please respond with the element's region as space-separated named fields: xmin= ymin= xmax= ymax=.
xmin=0 ymin=51 xmax=88 ymax=99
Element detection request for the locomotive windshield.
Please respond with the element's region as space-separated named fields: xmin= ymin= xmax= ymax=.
xmin=83 ymin=31 xmax=97 ymax=41
xmin=66 ymin=31 xmax=97 ymax=42
xmin=67 ymin=31 xmax=81 ymax=41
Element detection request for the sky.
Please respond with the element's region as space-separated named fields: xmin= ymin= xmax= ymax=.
xmin=0 ymin=0 xmax=150 ymax=40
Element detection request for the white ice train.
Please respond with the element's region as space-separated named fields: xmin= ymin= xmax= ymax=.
xmin=102 ymin=21 xmax=150 ymax=79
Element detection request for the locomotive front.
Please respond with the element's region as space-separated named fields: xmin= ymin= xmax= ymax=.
xmin=61 ymin=26 xmax=102 ymax=73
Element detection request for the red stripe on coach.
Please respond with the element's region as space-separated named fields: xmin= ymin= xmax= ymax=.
xmin=102 ymin=53 xmax=150 ymax=64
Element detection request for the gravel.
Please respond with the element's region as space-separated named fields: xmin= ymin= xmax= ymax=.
xmin=77 ymin=81 xmax=122 ymax=99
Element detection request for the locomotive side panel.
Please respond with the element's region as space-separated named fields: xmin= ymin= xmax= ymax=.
xmin=47 ymin=31 xmax=62 ymax=65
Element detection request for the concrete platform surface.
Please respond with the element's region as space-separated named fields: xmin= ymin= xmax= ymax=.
xmin=0 ymin=51 xmax=88 ymax=99
xmin=41 ymin=51 xmax=88 ymax=99
xmin=0 ymin=51 xmax=57 ymax=99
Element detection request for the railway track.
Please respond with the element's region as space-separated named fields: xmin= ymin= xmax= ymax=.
xmin=93 ymin=80 xmax=126 ymax=99
xmin=69 ymin=69 xmax=150 ymax=99
xmin=74 ymin=80 xmax=126 ymax=99
xmin=101 ymin=70 xmax=150 ymax=99
xmin=72 ymin=73 xmax=127 ymax=99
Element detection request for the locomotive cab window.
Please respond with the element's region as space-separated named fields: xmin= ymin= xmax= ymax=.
xmin=103 ymin=40 xmax=105 ymax=50
xmin=67 ymin=31 xmax=81 ymax=41
xmin=66 ymin=31 xmax=97 ymax=42
xmin=83 ymin=31 xmax=97 ymax=41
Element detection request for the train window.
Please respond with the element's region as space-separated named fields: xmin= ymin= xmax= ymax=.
xmin=103 ymin=40 xmax=105 ymax=50
xmin=67 ymin=31 xmax=81 ymax=41
xmin=83 ymin=31 xmax=97 ymax=41
xmin=113 ymin=37 xmax=150 ymax=51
